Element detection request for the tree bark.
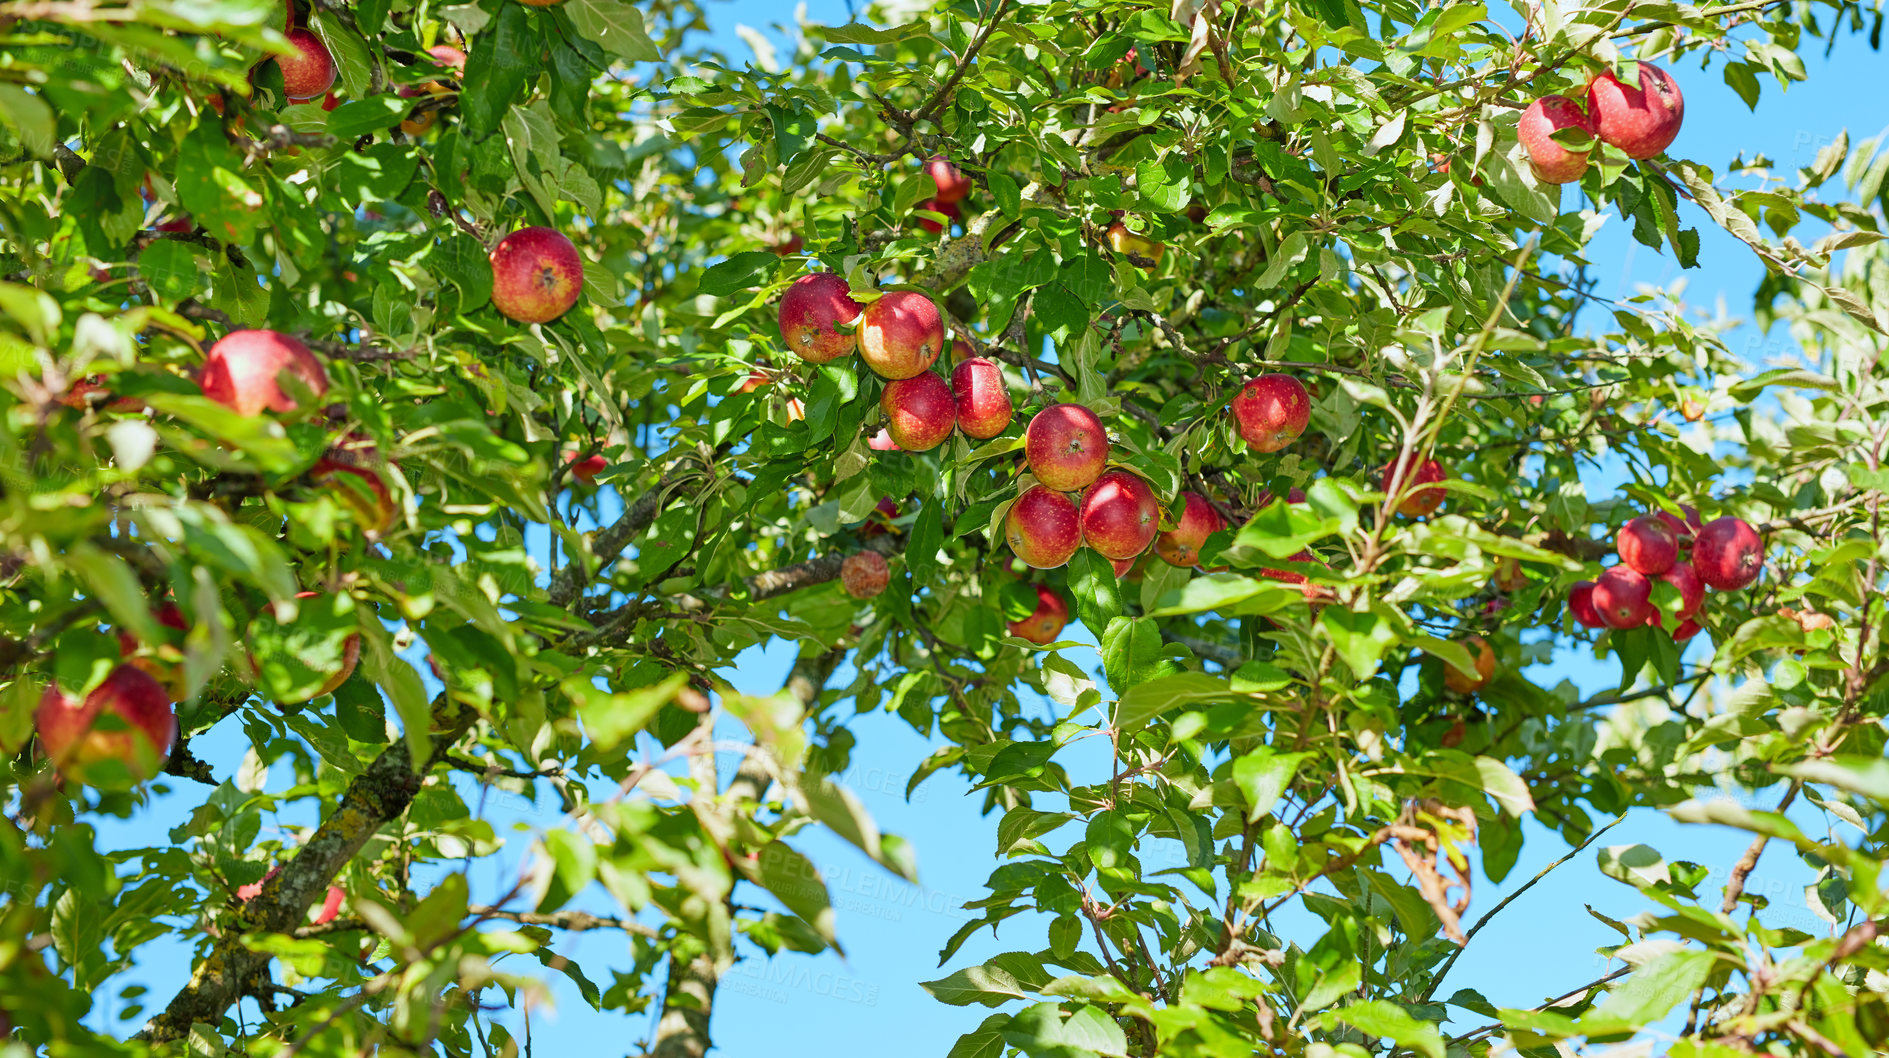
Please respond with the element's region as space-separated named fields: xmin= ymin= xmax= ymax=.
xmin=650 ymin=649 xmax=844 ymax=1058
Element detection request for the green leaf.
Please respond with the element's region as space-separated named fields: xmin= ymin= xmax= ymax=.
xmin=1473 ymin=756 xmax=1535 ymax=816
xmin=534 ymin=830 xmax=598 ymax=913
xmin=1232 ymin=747 xmax=1310 ymax=821
xmin=1325 ymin=1000 xmax=1444 ymax=1058
xmin=1115 ymin=672 xmax=1233 ymax=730
xmin=326 ymin=95 xmax=409 ymax=139
xmin=565 ymin=671 xmax=685 ymax=751
xmin=700 ymin=251 xmax=780 ymax=297
xmin=1778 ymin=757 xmax=1889 ymax=804
xmin=1067 ymin=549 xmax=1123 ymax=634
xmin=564 ymin=0 xmax=660 ymax=61
xmin=1577 ymin=950 xmax=1717 ymax=1033
xmin=1319 ymin=605 xmax=1400 ymax=681
xmin=755 ymin=841 xmax=838 ymax=949
xmin=921 ymin=963 xmax=1030 ymax=1007
xmin=460 ymin=4 xmax=536 ymax=138
xmin=822 ymin=21 xmax=928 ymax=45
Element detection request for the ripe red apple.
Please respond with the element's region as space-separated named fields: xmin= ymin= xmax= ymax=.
xmin=277 ymin=28 xmax=337 ymax=101
xmin=400 ymin=43 xmax=465 ymax=96
xmin=778 ymin=273 xmax=862 ymax=364
xmin=1587 ymin=63 xmax=1684 ymax=160
xmin=880 ymin=372 xmax=956 ymax=451
xmin=859 ymin=496 xmax=900 ymax=538
xmin=490 ymin=227 xmax=583 ymax=323
xmin=951 ymin=357 xmax=1013 ymax=439
xmin=1379 ymin=455 xmax=1446 ymax=517
xmin=771 ymin=234 xmax=804 ymax=256
xmin=1672 ymin=618 xmax=1702 ymax=642
xmin=1078 ymin=470 xmax=1159 ymax=561
xmin=199 ymin=329 xmax=330 ymax=416
xmin=1105 ymin=220 xmax=1164 ymax=264
xmin=1024 ymin=404 xmax=1109 ymax=492
xmin=1569 ymin=581 xmax=1606 ymax=628
xmin=1617 ymin=515 xmax=1678 ymax=575
xmin=1656 ymin=504 xmax=1702 ymax=541
xmin=841 ymin=552 xmax=890 ymax=599
xmin=566 ymin=451 xmax=608 ymax=486
xmin=1518 ymin=95 xmax=1596 ymax=184
xmin=1005 ymin=485 xmax=1082 ymax=569
xmin=1443 ymin=635 xmax=1496 ymax=694
xmin=1007 ymin=585 xmax=1069 ymax=645
xmin=1109 ymin=555 xmax=1136 ymax=578
xmin=915 ymin=198 xmax=961 ymax=234
xmin=867 ymin=428 xmax=900 ymax=452
xmin=35 ymin=664 xmax=175 ymax=788
xmin=1154 ymin=491 xmax=1223 ymax=568
xmin=927 ymin=156 xmax=972 ymax=204
xmin=1592 ymin=566 xmax=1653 ymax=629
xmin=1693 ymin=516 xmax=1762 ymax=590
xmin=1649 ymin=560 xmax=1703 ymax=630
xmin=1230 ymin=374 xmax=1310 ymax=453
xmin=319 ymin=91 xmax=340 ymax=111
xmin=859 ymin=291 xmax=944 ymax=380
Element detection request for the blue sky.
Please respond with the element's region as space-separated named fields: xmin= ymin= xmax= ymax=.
xmin=79 ymin=2 xmax=1883 ymax=1053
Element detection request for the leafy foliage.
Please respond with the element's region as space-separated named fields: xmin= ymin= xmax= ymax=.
xmin=0 ymin=0 xmax=1887 ymax=1054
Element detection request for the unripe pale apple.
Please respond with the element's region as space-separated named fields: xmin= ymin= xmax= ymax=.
xmin=35 ymin=664 xmax=176 ymax=788
xmin=1693 ymin=516 xmax=1762 ymax=590
xmin=1105 ymin=220 xmax=1164 ymax=264
xmin=1008 ymin=585 xmax=1069 ymax=645
xmin=1649 ymin=560 xmax=1703 ymax=630
xmin=1617 ymin=515 xmax=1678 ymax=575
xmin=1587 ymin=63 xmax=1684 ymax=160
xmin=778 ymin=273 xmax=862 ymax=364
xmin=1568 ymin=581 xmax=1606 ymax=628
xmin=927 ymin=156 xmax=972 ymax=204
xmin=1379 ymin=455 xmax=1446 ymax=517
xmin=1518 ymin=95 xmax=1596 ymax=184
xmin=490 ymin=227 xmax=583 ymax=323
xmin=859 ymin=291 xmax=944 ymax=380
xmin=1005 ymin=485 xmax=1082 ymax=569
xmin=881 ymin=372 xmax=956 ymax=451
xmin=567 ymin=451 xmax=608 ymax=486
xmin=1592 ymin=566 xmax=1653 ymax=629
xmin=1154 ymin=492 xmax=1222 ymax=568
xmin=1078 ymin=470 xmax=1159 ymax=561
xmin=841 ymin=552 xmax=890 ymax=599
xmin=915 ymin=198 xmax=960 ymax=234
xmin=277 ymin=28 xmax=338 ymax=101
xmin=199 ymin=329 xmax=330 ymax=416
xmin=1024 ymin=404 xmax=1109 ymax=492
xmin=867 ymin=428 xmax=900 ymax=452
xmin=1443 ymin=635 xmax=1496 ymax=694
xmin=951 ymin=357 xmax=1013 ymax=439
xmin=1230 ymin=374 xmax=1310 ymax=452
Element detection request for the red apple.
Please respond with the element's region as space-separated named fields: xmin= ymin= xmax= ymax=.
xmin=489 ymin=227 xmax=583 ymax=323
xmin=1693 ymin=516 xmax=1762 ymax=590
xmin=199 ymin=329 xmax=330 ymax=416
xmin=35 ymin=664 xmax=175 ymax=788
xmin=927 ymin=156 xmax=972 ymax=204
xmin=1656 ymin=504 xmax=1702 ymax=541
xmin=1519 ymin=95 xmax=1596 ymax=184
xmin=1443 ymin=635 xmax=1496 ymax=694
xmin=1569 ymin=581 xmax=1606 ymax=628
xmin=277 ymin=28 xmax=337 ymax=101
xmin=1649 ymin=560 xmax=1703 ymax=629
xmin=951 ymin=357 xmax=1013 ymax=439
xmin=1154 ymin=492 xmax=1223 ymax=568
xmin=566 ymin=451 xmax=608 ymax=486
xmin=859 ymin=291 xmax=944 ymax=380
xmin=778 ymin=273 xmax=862 ymax=364
xmin=1078 ymin=470 xmax=1159 ymax=561
xmin=948 ymin=340 xmax=974 ymax=365
xmin=1379 ymin=455 xmax=1446 ymax=517
xmin=1587 ymin=63 xmax=1684 ymax=160
xmin=1616 ymin=515 xmax=1678 ymax=575
xmin=841 ymin=552 xmax=890 ymax=599
xmin=867 ymin=428 xmax=901 ymax=452
xmin=1109 ymin=555 xmax=1136 ymax=578
xmin=771 ymin=234 xmax=804 ymax=256
xmin=400 ymin=43 xmax=465 ymax=96
xmin=860 ymin=496 xmax=900 ymax=538
xmin=915 ymin=198 xmax=961 ymax=234
xmin=1672 ymin=618 xmax=1702 ymax=642
xmin=1230 ymin=374 xmax=1311 ymax=453
xmin=1005 ymin=485 xmax=1082 ymax=569
xmin=1007 ymin=585 xmax=1069 ymax=645
xmin=319 ymin=91 xmax=340 ymax=111
xmin=314 ymin=885 xmax=344 ymax=924
xmin=1592 ymin=566 xmax=1653 ymax=629
xmin=1024 ymin=404 xmax=1109 ymax=492
xmin=880 ymin=372 xmax=956 ymax=451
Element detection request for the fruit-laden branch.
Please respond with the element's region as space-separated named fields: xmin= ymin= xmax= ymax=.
xmin=652 ymin=650 xmax=844 ymax=1058
xmin=140 ymin=695 xmax=473 ymax=1042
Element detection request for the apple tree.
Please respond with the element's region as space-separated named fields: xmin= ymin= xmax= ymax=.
xmin=0 ymin=0 xmax=1887 ymax=1054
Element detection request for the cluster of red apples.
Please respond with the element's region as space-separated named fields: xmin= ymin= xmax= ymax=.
xmin=1518 ymin=63 xmax=1685 ymax=185
xmin=1569 ymin=507 xmax=1764 ymax=640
